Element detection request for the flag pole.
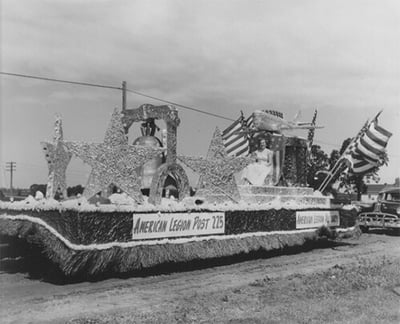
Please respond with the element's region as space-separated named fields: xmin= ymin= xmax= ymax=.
xmin=317 ymin=130 xmax=361 ymax=193
xmin=318 ymin=110 xmax=383 ymax=193
xmin=318 ymin=125 xmax=365 ymax=193
xmin=318 ymin=120 xmax=367 ymax=193
xmin=317 ymin=124 xmax=369 ymax=193
xmin=317 ymin=157 xmax=346 ymax=193
xmin=307 ymin=109 xmax=318 ymax=147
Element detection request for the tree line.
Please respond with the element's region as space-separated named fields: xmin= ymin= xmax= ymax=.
xmin=2 ymin=137 xmax=392 ymax=202
xmin=308 ymin=137 xmax=389 ymax=200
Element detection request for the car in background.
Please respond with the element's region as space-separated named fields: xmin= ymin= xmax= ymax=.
xmin=358 ymin=187 xmax=400 ymax=233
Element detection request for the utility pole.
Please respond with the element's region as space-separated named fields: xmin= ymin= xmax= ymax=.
xmin=307 ymin=109 xmax=318 ymax=147
xmin=5 ymin=161 xmax=16 ymax=194
xmin=122 ymin=81 xmax=127 ymax=111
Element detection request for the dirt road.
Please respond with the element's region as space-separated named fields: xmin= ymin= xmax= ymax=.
xmin=1 ymin=231 xmax=399 ymax=324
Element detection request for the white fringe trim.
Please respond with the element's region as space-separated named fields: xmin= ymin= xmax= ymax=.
xmin=0 ymin=214 xmax=330 ymax=251
xmin=336 ymin=226 xmax=356 ymax=232
xmin=0 ymin=197 xmax=331 ymax=213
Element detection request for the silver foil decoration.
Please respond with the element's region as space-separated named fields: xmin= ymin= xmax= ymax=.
xmin=178 ymin=127 xmax=252 ymax=202
xmin=85 ymin=109 xmax=128 ymax=197
xmin=64 ymin=109 xmax=165 ymax=203
xmin=41 ymin=116 xmax=72 ymax=199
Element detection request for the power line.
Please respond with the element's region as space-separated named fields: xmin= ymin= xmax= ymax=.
xmin=125 ymin=88 xmax=235 ymax=121
xmin=1 ymin=71 xmax=396 ymax=144
xmin=0 ymin=71 xmax=235 ymax=121
xmin=0 ymin=71 xmax=121 ymax=91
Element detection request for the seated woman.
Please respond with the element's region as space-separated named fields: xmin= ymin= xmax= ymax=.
xmin=241 ymin=138 xmax=273 ymax=186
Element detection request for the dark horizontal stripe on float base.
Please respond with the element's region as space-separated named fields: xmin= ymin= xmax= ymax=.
xmin=1 ymin=208 xmax=358 ymax=244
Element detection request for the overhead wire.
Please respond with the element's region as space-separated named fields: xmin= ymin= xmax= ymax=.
xmin=0 ymin=71 xmax=235 ymax=121
xmin=125 ymin=88 xmax=235 ymax=121
xmin=2 ymin=71 xmax=395 ymax=152
xmin=3 ymin=71 xmax=398 ymax=188
xmin=0 ymin=71 xmax=121 ymax=91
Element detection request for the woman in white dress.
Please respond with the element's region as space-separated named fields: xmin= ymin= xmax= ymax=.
xmin=241 ymin=138 xmax=273 ymax=186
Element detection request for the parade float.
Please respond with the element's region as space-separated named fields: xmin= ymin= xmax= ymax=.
xmin=0 ymin=104 xmax=358 ymax=277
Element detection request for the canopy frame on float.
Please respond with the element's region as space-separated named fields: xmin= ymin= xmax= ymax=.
xmin=121 ymin=104 xmax=190 ymax=204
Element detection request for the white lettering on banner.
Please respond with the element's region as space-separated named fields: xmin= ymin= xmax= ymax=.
xmin=132 ymin=212 xmax=225 ymax=240
xmin=296 ymin=211 xmax=340 ymax=229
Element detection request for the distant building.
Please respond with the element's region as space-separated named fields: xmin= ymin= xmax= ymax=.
xmin=362 ymin=183 xmax=400 ymax=202
xmin=0 ymin=188 xmax=30 ymax=201
xmin=332 ymin=192 xmax=358 ymax=205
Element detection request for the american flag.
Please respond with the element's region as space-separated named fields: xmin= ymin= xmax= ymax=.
xmin=222 ymin=114 xmax=252 ymax=157
xmin=344 ymin=116 xmax=392 ymax=175
xmin=222 ymin=113 xmax=287 ymax=185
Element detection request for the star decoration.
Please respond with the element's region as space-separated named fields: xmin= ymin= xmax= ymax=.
xmin=84 ymin=109 xmax=129 ymax=196
xmin=103 ymin=108 xmax=129 ymax=146
xmin=41 ymin=116 xmax=72 ymax=199
xmin=64 ymin=109 xmax=165 ymax=203
xmin=197 ymin=126 xmax=230 ymax=189
xmin=178 ymin=127 xmax=252 ymax=202
xmin=65 ymin=142 xmax=165 ymax=203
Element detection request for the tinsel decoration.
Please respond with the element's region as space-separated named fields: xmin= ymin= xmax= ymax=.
xmin=41 ymin=116 xmax=72 ymax=199
xmin=178 ymin=127 xmax=252 ymax=202
xmin=64 ymin=109 xmax=165 ymax=203
xmin=283 ymin=138 xmax=308 ymax=186
xmin=148 ymin=162 xmax=190 ymax=205
xmin=121 ymin=104 xmax=180 ymax=131
xmin=197 ymin=125 xmax=232 ymax=189
xmin=122 ymin=104 xmax=180 ymax=163
xmin=84 ymin=109 xmax=128 ymax=197
xmin=103 ymin=108 xmax=129 ymax=146
xmin=0 ymin=215 xmax=348 ymax=277
xmin=0 ymin=209 xmax=359 ymax=276
xmin=65 ymin=142 xmax=165 ymax=203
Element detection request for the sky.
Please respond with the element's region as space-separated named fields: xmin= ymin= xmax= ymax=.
xmin=1 ymin=0 xmax=399 ymax=189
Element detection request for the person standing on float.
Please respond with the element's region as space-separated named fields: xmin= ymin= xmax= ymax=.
xmin=241 ymin=138 xmax=273 ymax=185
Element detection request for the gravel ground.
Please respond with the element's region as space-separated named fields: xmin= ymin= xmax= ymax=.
xmin=1 ymin=230 xmax=399 ymax=323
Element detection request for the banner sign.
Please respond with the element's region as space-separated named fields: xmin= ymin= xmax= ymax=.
xmin=296 ymin=210 xmax=340 ymax=229
xmin=132 ymin=212 xmax=225 ymax=240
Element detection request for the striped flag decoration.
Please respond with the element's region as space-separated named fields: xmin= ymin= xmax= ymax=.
xmin=222 ymin=114 xmax=251 ymax=157
xmin=347 ymin=153 xmax=379 ymax=175
xmin=245 ymin=114 xmax=254 ymax=130
xmin=345 ymin=117 xmax=392 ymax=175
